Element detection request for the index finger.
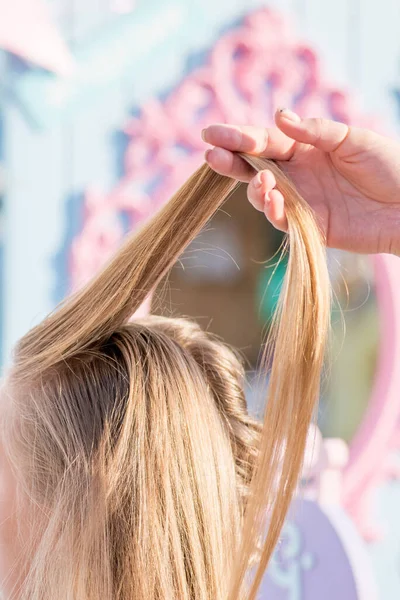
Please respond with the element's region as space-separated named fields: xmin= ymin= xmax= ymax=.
xmin=202 ymin=124 xmax=295 ymax=160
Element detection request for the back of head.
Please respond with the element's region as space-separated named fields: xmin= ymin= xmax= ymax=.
xmin=3 ymin=316 xmax=259 ymax=599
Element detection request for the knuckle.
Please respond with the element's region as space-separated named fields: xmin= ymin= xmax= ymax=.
xmin=258 ymin=129 xmax=269 ymax=153
xmin=236 ymin=127 xmax=244 ymax=150
xmin=312 ymin=118 xmax=325 ymax=145
xmin=226 ymin=127 xmax=243 ymax=150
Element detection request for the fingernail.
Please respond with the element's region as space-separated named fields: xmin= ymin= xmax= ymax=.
xmin=278 ymin=108 xmax=301 ymax=123
xmin=204 ymin=149 xmax=211 ymax=161
xmin=254 ymin=173 xmax=263 ymax=188
xmin=201 ymin=128 xmax=207 ymax=142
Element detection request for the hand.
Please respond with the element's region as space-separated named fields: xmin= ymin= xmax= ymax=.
xmin=202 ymin=109 xmax=400 ymax=255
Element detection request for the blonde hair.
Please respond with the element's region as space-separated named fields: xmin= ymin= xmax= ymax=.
xmin=3 ymin=154 xmax=330 ymax=599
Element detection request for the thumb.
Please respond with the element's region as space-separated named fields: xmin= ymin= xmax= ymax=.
xmin=275 ymin=109 xmax=350 ymax=153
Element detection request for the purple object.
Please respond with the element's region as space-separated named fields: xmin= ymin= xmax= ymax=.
xmin=259 ymin=499 xmax=378 ymax=600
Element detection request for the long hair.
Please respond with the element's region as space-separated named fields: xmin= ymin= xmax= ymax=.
xmin=2 ymin=154 xmax=330 ymax=599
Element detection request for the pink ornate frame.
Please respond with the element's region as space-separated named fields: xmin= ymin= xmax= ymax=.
xmin=68 ymin=7 xmax=400 ymax=534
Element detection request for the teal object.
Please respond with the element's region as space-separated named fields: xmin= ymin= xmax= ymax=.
xmin=257 ymin=254 xmax=288 ymax=323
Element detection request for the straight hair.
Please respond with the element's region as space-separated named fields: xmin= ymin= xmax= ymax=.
xmin=4 ymin=153 xmax=330 ymax=599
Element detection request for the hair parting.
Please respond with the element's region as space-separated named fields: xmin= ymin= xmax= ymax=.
xmin=5 ymin=152 xmax=330 ymax=600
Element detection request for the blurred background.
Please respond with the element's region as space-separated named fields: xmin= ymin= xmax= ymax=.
xmin=0 ymin=0 xmax=400 ymax=597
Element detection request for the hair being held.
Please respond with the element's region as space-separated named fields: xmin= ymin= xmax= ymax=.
xmin=1 ymin=153 xmax=330 ymax=599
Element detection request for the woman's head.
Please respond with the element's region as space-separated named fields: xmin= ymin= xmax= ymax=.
xmin=0 ymin=157 xmax=330 ymax=599
xmin=2 ymin=316 xmax=259 ymax=599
